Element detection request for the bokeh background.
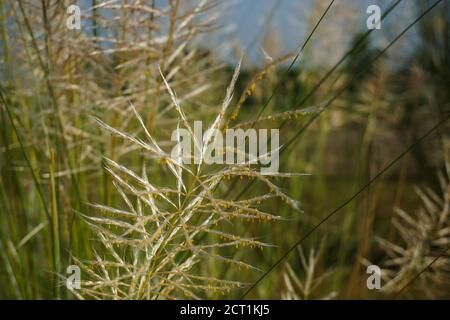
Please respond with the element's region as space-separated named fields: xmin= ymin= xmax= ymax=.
xmin=0 ymin=0 xmax=449 ymax=299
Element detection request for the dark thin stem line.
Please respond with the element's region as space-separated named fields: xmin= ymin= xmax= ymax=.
xmin=394 ymin=244 xmax=450 ymax=299
xmin=227 ymin=0 xmax=402 ymax=201
xmin=240 ymin=113 xmax=449 ymax=299
xmin=283 ymin=0 xmax=442 ymax=154
xmin=253 ymin=0 xmax=336 ymax=123
xmin=296 ymin=0 xmax=402 ymax=108
xmin=222 ymin=0 xmax=335 ymax=200
xmin=239 ymin=0 xmax=444 ymax=298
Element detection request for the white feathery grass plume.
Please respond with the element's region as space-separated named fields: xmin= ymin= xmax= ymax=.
xmin=75 ymin=62 xmax=305 ymax=299
xmin=199 ymin=59 xmax=242 ymax=169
